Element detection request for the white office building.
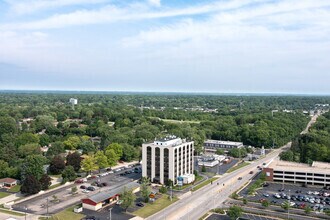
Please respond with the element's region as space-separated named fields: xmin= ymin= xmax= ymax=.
xmin=203 ymin=139 xmax=243 ymax=153
xmin=69 ymin=98 xmax=78 ymax=105
xmin=142 ymin=136 xmax=194 ymax=185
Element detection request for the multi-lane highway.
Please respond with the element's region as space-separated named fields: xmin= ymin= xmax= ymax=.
xmin=149 ymin=113 xmax=320 ymax=220
xmin=148 ymin=143 xmax=289 ymax=220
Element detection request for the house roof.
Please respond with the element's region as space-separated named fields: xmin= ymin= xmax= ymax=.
xmin=84 ymin=182 xmax=139 ymax=204
xmin=0 ymin=178 xmax=17 ymax=184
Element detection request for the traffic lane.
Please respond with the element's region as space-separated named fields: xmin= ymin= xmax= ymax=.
xmin=150 ymin=146 xmax=286 ymax=220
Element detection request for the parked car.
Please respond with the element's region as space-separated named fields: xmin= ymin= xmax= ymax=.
xmin=249 ymin=171 xmax=254 ymax=174
xmin=116 ymin=200 xmax=123 ymax=205
xmin=87 ymin=186 xmax=95 ymax=191
xmin=263 ymin=193 xmax=270 ymax=197
xmin=101 ymin=182 xmax=107 ymax=186
xmin=80 ymin=185 xmax=86 ymax=189
xmin=75 ymin=179 xmax=84 ymax=184
xmin=238 ymin=177 xmax=242 ymax=180
xmin=82 ymin=189 xmax=90 ymax=193
xmin=136 ymin=202 xmax=144 ymax=207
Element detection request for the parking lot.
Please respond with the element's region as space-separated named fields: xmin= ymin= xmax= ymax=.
xmin=194 ymin=156 xmax=239 ymax=174
xmin=206 ymin=213 xmax=278 ymax=220
xmin=239 ymin=182 xmax=330 ymax=212
xmin=13 ymin=166 xmax=142 ymax=215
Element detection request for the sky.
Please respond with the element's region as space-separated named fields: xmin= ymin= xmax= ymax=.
xmin=0 ymin=0 xmax=330 ymax=94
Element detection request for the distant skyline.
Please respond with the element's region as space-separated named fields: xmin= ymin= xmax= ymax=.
xmin=1 ymin=0 xmax=330 ymax=94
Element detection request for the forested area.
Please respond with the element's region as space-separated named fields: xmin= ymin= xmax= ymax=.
xmin=0 ymin=92 xmax=326 ymax=193
xmin=282 ymin=111 xmax=330 ymax=163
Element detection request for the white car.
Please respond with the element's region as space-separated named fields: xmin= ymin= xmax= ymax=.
xmin=82 ymin=189 xmax=90 ymax=193
xmin=313 ymin=191 xmax=320 ymax=195
xmin=116 ymin=200 xmax=123 ymax=205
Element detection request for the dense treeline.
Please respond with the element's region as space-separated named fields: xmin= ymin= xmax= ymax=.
xmin=283 ymin=111 xmax=330 ymax=163
xmin=0 ymin=92 xmax=325 ymax=185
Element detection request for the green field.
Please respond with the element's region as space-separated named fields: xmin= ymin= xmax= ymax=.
xmin=226 ymin=162 xmax=250 ymax=173
xmin=133 ymin=195 xmax=178 ymax=218
xmin=192 ymin=177 xmax=219 ymax=192
xmin=0 ymin=192 xmax=10 ymax=199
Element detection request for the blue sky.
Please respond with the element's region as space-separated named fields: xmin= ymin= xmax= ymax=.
xmin=0 ymin=0 xmax=330 ymax=94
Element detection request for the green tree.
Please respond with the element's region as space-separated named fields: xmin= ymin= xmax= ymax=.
xmin=159 ymin=185 xmax=168 ymax=194
xmin=18 ymin=143 xmax=41 ymax=157
xmin=227 ymin=205 xmax=243 ymax=220
xmin=141 ymin=177 xmax=151 ymax=203
xmin=21 ymin=155 xmax=46 ymax=181
xmin=261 ymin=199 xmax=270 ymax=208
xmin=0 ymin=116 xmax=18 ymax=138
xmin=304 ymin=205 xmax=312 ymax=214
xmin=49 ymin=155 xmax=66 ymax=175
xmin=95 ymin=151 xmax=108 ymax=172
xmin=15 ymin=133 xmax=39 ymax=147
xmin=201 ymin=165 xmax=206 ymax=172
xmin=105 ymin=148 xmax=118 ymax=167
xmin=106 ymin=143 xmax=123 ymax=158
xmin=121 ymin=144 xmax=138 ymax=162
xmin=243 ymin=198 xmax=247 ymax=205
xmin=281 ymin=201 xmax=290 ymax=211
xmin=71 ymin=186 xmax=78 ymax=195
xmin=215 ymin=148 xmax=225 ymax=155
xmin=39 ymin=174 xmax=52 ymax=190
xmin=63 ymin=136 xmax=82 ymax=150
xmin=62 ymin=165 xmax=77 ymax=183
xmin=81 ymin=155 xmax=98 ymax=175
xmin=66 ymin=152 xmax=82 ymax=172
xmin=0 ymin=160 xmax=10 ymax=178
xmin=279 ymin=150 xmax=294 ymax=161
xmin=21 ymin=175 xmax=41 ymax=195
xmin=120 ymin=187 xmax=136 ymax=212
xmin=46 ymin=142 xmax=65 ymax=158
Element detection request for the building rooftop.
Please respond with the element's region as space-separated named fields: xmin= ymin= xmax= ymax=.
xmin=269 ymin=159 xmax=330 ymax=174
xmin=86 ymin=182 xmax=139 ymax=204
xmin=143 ymin=135 xmax=192 ymax=147
xmin=0 ymin=178 xmax=17 ymax=184
xmin=204 ymin=139 xmax=243 ymax=146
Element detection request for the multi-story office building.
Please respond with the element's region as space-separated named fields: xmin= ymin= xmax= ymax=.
xmin=203 ymin=139 xmax=243 ymax=153
xmin=263 ymin=160 xmax=330 ymax=186
xmin=142 ymin=136 xmax=194 ymax=185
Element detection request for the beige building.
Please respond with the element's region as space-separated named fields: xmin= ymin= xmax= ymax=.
xmin=142 ymin=136 xmax=194 ymax=185
xmin=263 ymin=159 xmax=330 ymax=186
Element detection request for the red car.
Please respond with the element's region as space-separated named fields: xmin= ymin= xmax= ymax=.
xmin=75 ymin=179 xmax=83 ymax=184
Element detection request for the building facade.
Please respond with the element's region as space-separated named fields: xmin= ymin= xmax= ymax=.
xmin=142 ymin=136 xmax=194 ymax=185
xmin=203 ymin=139 xmax=243 ymax=153
xmin=263 ymin=160 xmax=330 ymax=186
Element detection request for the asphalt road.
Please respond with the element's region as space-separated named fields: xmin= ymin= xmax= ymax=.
xmin=148 ymin=143 xmax=290 ymax=220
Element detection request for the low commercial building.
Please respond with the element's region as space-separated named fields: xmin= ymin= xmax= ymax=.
xmin=203 ymin=139 xmax=243 ymax=153
xmin=198 ymin=155 xmax=226 ymax=167
xmin=142 ymin=136 xmax=194 ymax=185
xmin=263 ymin=160 xmax=330 ymax=186
xmin=82 ymin=182 xmax=139 ymax=211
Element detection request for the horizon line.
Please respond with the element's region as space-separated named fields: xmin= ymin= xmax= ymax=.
xmin=0 ymin=89 xmax=330 ymax=96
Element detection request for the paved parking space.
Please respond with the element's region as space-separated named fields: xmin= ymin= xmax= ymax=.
xmin=239 ymin=182 xmax=330 ymax=212
xmin=194 ymin=157 xmax=239 ymax=174
xmin=13 ymin=168 xmax=142 ymax=215
xmin=83 ymin=204 xmax=133 ymax=220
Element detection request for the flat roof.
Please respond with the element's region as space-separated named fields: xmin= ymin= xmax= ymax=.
xmin=269 ymin=159 xmax=330 ymax=174
xmin=204 ymin=139 xmax=243 ymax=146
xmin=86 ymin=182 xmax=139 ymax=204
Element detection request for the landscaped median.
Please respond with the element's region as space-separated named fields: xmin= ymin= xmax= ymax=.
xmin=191 ymin=177 xmax=219 ymax=192
xmin=132 ymin=195 xmax=179 ymax=218
xmin=226 ymin=161 xmax=250 ymax=173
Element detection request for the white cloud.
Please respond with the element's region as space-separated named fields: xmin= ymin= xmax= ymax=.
xmin=148 ymin=0 xmax=161 ymax=7
xmin=4 ymin=0 xmax=108 ymax=15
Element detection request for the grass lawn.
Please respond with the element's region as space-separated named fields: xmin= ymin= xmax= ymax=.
xmin=0 ymin=208 xmax=25 ymax=216
xmin=49 ymin=183 xmax=61 ymax=190
xmin=8 ymin=185 xmax=21 ymax=193
xmin=226 ymin=162 xmax=250 ymax=173
xmin=133 ymin=195 xmax=178 ymax=218
xmin=192 ymin=177 xmax=219 ymax=192
xmin=0 ymin=192 xmax=10 ymax=199
xmin=173 ymin=175 xmax=204 ymax=190
xmin=42 ymin=206 xmax=85 ymax=220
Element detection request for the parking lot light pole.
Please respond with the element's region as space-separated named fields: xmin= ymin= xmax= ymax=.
xmin=24 ymin=206 xmax=27 ymax=220
xmin=288 ymin=189 xmax=291 ymax=220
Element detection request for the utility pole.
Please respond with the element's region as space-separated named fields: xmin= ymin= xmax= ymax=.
xmin=24 ymin=206 xmax=27 ymax=220
xmin=170 ymin=185 xmax=173 ymax=201
xmin=109 ymin=207 xmax=112 ymax=220
xmin=288 ymin=189 xmax=291 ymax=220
